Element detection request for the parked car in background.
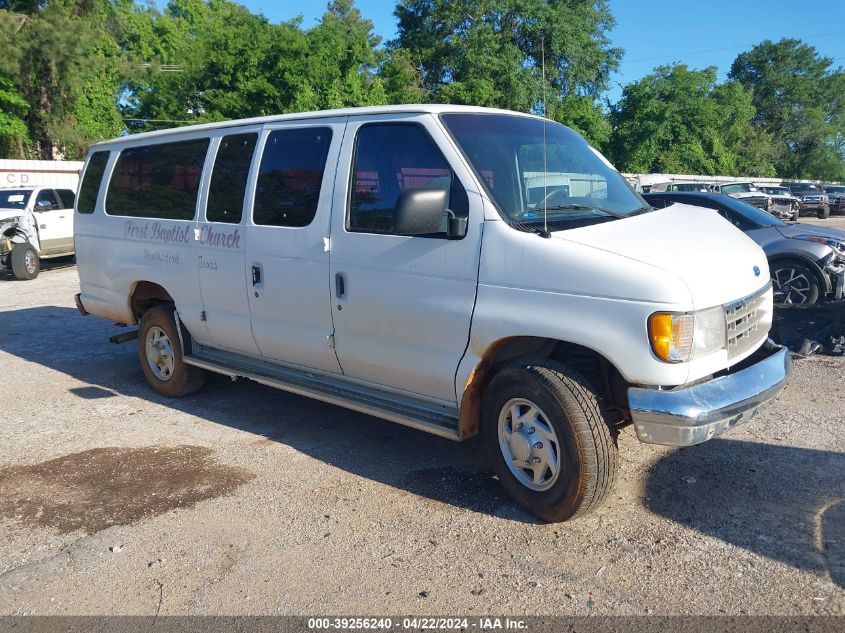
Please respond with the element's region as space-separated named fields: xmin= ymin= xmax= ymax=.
xmin=666 ymin=182 xmax=711 ymax=192
xmin=644 ymin=191 xmax=845 ymax=305
xmin=710 ymin=182 xmax=795 ymax=220
xmin=823 ymin=185 xmax=845 ymax=214
xmin=786 ymin=183 xmax=830 ymax=219
xmin=758 ymin=185 xmax=800 ymax=221
xmin=0 ymin=186 xmax=77 ymax=280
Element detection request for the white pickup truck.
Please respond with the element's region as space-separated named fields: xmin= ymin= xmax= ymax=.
xmin=1 ymin=186 xmax=77 ymax=279
xmin=74 ymin=105 xmax=792 ymax=522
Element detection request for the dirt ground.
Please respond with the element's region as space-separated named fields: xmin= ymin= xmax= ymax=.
xmin=0 ymin=264 xmax=843 ymax=616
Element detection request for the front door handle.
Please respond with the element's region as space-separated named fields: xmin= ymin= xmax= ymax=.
xmin=252 ymin=265 xmax=262 ymax=286
xmin=335 ymin=272 xmax=345 ymax=298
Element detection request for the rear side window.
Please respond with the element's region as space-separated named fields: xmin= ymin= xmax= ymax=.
xmin=253 ymin=127 xmax=333 ymax=227
xmin=106 ymin=138 xmax=209 ymax=220
xmin=56 ymin=189 xmax=76 ymax=209
xmin=206 ymin=133 xmax=257 ymax=224
xmin=349 ymin=123 xmax=467 ymax=235
xmin=77 ymin=151 xmax=109 ymax=214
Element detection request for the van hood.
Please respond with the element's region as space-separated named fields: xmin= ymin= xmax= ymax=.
xmin=555 ymin=203 xmax=770 ymax=309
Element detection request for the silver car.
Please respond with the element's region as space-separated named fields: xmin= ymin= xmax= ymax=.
xmin=644 ymin=191 xmax=845 ymax=305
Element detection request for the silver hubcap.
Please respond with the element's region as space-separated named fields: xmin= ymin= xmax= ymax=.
xmin=773 ymin=268 xmax=812 ymax=304
xmin=24 ymin=250 xmax=36 ymax=274
xmin=145 ymin=326 xmax=175 ymax=381
xmin=498 ymin=398 xmax=562 ymax=492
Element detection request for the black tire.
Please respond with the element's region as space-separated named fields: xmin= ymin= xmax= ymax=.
xmin=482 ymin=359 xmax=618 ymax=522
xmin=137 ymin=305 xmax=206 ymax=397
xmin=771 ymin=260 xmax=821 ymax=305
xmin=10 ymin=243 xmax=39 ymax=280
xmin=817 ymin=205 xmax=830 ymax=219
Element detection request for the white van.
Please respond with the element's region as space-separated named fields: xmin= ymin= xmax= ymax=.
xmin=74 ymin=105 xmax=791 ymax=522
xmin=1 ymin=186 xmax=77 ymax=279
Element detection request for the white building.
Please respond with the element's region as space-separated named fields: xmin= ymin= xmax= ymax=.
xmin=0 ymin=159 xmax=82 ymax=190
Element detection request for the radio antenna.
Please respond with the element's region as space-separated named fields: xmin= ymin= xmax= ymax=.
xmin=541 ymin=37 xmax=550 ymax=237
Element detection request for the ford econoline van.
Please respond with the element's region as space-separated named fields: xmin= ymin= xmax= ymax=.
xmin=74 ymin=105 xmax=791 ymax=522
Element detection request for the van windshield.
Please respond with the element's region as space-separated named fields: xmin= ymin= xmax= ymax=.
xmin=0 ymin=190 xmax=32 ymax=210
xmin=441 ymin=113 xmax=648 ymax=231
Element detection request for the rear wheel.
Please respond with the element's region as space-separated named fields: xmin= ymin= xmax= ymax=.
xmin=772 ymin=260 xmax=821 ymax=305
xmin=482 ymin=360 xmax=618 ymax=522
xmin=137 ymin=305 xmax=206 ymax=397
xmin=10 ymin=243 xmax=39 ymax=280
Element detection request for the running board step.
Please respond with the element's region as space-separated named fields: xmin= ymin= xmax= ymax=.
xmin=184 ymin=346 xmax=460 ymax=440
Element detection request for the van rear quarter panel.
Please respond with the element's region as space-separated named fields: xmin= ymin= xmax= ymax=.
xmin=75 ymin=214 xmax=209 ymax=339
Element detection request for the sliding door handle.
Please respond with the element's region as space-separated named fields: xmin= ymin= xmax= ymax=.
xmin=335 ymin=272 xmax=345 ymax=298
xmin=252 ymin=264 xmax=262 ymax=286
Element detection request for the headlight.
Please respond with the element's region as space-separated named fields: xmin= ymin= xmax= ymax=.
xmin=648 ymin=306 xmax=727 ymax=363
xmin=795 ymin=234 xmax=845 ymax=257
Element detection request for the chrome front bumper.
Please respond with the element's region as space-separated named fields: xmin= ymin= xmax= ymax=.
xmin=628 ymin=344 xmax=792 ymax=447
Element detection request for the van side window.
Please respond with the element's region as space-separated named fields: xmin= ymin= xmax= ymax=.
xmin=348 ymin=123 xmax=468 ymax=235
xmin=106 ymin=138 xmax=209 ymax=220
xmin=253 ymin=127 xmax=332 ymax=227
xmin=206 ymin=133 xmax=257 ymax=223
xmin=77 ymin=151 xmax=109 ymax=214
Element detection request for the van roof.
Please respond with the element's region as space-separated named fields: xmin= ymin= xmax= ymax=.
xmin=90 ymin=104 xmax=541 ymax=150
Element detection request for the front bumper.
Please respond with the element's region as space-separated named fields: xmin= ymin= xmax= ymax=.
xmin=799 ymin=201 xmax=828 ymax=211
xmin=628 ymin=343 xmax=792 ymax=447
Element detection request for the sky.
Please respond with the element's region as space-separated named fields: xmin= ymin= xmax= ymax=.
xmin=160 ymin=0 xmax=845 ymax=103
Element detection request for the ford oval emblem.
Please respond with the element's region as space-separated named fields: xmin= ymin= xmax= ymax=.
xmin=753 ymin=266 xmax=761 ymax=277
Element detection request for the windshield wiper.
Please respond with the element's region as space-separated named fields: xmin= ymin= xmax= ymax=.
xmin=627 ymin=204 xmax=655 ymax=217
xmin=537 ymin=204 xmax=628 ymax=219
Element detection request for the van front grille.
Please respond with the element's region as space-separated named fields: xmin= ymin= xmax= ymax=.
xmin=725 ymin=284 xmax=772 ymax=360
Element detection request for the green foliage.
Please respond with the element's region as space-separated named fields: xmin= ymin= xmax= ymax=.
xmin=390 ymin=0 xmax=619 ymax=147
xmin=0 ymin=75 xmax=29 ymax=156
xmin=0 ymin=0 xmax=124 ymax=159
xmin=0 ymin=1 xmax=840 ymax=183
xmin=122 ymin=0 xmax=387 ymax=131
xmin=609 ymin=64 xmax=776 ymax=177
xmin=729 ymin=39 xmax=845 ymax=181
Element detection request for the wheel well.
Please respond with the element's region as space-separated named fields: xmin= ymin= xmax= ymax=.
xmin=457 ymin=337 xmax=629 ymax=440
xmin=129 ymin=281 xmax=174 ymax=323
xmin=768 ymin=256 xmax=829 ymax=292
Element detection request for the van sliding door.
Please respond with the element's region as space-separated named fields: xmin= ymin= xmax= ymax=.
xmin=243 ymin=119 xmax=346 ymax=373
xmin=195 ymin=130 xmax=263 ymax=356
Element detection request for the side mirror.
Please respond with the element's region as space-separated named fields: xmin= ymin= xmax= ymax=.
xmin=393 ymin=187 xmax=467 ymax=239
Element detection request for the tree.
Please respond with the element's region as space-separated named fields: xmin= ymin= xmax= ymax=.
xmin=391 ymin=0 xmax=620 ymax=146
xmin=296 ymin=0 xmax=386 ymax=110
xmin=608 ymin=64 xmax=776 ymax=176
xmin=0 ymin=0 xmax=125 ymax=159
xmin=729 ymin=38 xmax=845 ymax=180
xmin=0 ymin=76 xmax=29 ymax=156
xmin=121 ymin=0 xmax=387 ymax=131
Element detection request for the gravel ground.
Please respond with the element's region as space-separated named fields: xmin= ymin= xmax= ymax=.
xmin=0 ymin=265 xmax=842 ymax=616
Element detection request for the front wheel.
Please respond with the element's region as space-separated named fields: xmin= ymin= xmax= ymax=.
xmin=818 ymin=205 xmax=830 ymax=219
xmin=137 ymin=305 xmax=207 ymax=397
xmin=10 ymin=243 xmax=39 ymax=280
xmin=482 ymin=360 xmax=618 ymax=522
xmin=772 ymin=260 xmax=821 ymax=305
